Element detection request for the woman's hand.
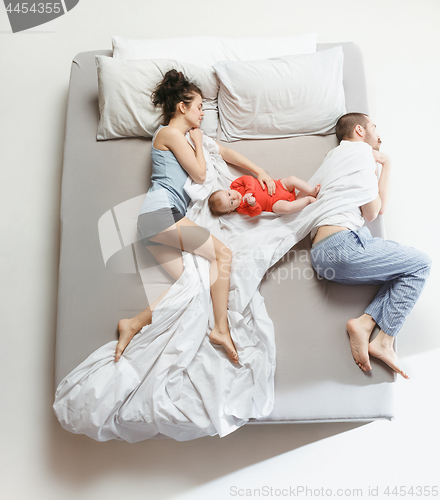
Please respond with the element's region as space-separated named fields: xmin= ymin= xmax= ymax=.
xmin=257 ymin=170 xmax=276 ymax=196
xmin=189 ymin=127 xmax=203 ymax=147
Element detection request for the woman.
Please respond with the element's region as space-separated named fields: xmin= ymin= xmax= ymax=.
xmin=115 ymin=70 xmax=276 ymax=364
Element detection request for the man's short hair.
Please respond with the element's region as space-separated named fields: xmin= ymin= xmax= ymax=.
xmin=335 ymin=113 xmax=369 ymax=143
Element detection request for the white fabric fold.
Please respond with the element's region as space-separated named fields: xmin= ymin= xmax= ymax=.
xmin=53 ymin=134 xmax=378 ymax=442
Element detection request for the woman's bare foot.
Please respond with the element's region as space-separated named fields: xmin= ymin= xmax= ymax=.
xmin=115 ymin=316 xmax=151 ymax=362
xmin=368 ymin=332 xmax=409 ymax=379
xmin=209 ymin=325 xmax=239 ymax=363
xmin=346 ymin=315 xmax=375 ymax=372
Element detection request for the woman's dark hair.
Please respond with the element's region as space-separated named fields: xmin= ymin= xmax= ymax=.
xmin=335 ymin=112 xmax=369 ymax=143
xmin=151 ymin=69 xmax=203 ymax=125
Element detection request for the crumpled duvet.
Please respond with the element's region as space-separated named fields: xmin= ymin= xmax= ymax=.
xmin=53 ymin=133 xmax=378 ymax=442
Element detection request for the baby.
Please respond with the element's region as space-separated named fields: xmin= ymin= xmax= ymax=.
xmin=208 ymin=175 xmax=320 ymax=217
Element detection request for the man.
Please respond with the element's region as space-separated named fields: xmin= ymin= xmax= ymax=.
xmin=310 ymin=113 xmax=431 ymax=378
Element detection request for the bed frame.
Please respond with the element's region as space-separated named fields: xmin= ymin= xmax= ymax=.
xmin=54 ymin=42 xmax=395 ymax=427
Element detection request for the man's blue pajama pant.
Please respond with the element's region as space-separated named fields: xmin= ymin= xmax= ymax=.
xmin=310 ymin=226 xmax=432 ymax=337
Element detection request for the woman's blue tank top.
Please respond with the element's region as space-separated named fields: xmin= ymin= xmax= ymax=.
xmin=139 ymin=125 xmax=191 ymax=216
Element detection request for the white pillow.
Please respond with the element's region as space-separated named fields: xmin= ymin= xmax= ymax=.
xmin=95 ymin=56 xmax=219 ymax=140
xmin=213 ymin=47 xmax=346 ymax=142
xmin=112 ymin=34 xmax=317 ymax=67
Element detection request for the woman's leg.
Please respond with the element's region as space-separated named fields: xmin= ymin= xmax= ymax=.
xmin=149 ymin=217 xmax=237 ymax=362
xmin=117 ymin=217 xmax=237 ymax=363
xmin=115 ymin=245 xmax=185 ymax=362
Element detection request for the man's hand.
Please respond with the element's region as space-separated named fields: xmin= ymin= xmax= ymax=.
xmin=373 ymin=150 xmax=391 ymax=166
xmin=243 ymin=193 xmax=256 ymax=206
xmin=371 ymin=149 xmax=392 ymax=217
xmin=256 ymin=170 xmax=276 ymax=196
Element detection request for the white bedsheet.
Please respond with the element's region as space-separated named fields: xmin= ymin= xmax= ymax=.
xmin=53 ymin=134 xmax=378 ymax=442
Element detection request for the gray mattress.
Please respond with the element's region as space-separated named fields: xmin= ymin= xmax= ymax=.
xmin=54 ymin=42 xmax=395 ymax=424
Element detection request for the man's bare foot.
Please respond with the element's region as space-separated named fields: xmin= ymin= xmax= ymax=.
xmin=209 ymin=325 xmax=239 ymax=363
xmin=368 ymin=333 xmax=409 ymax=379
xmin=346 ymin=316 xmax=374 ymax=372
xmin=115 ymin=316 xmax=150 ymax=362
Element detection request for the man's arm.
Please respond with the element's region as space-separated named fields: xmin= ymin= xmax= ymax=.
xmin=375 ymin=151 xmax=391 ymax=215
xmin=361 ymin=196 xmax=381 ymax=222
xmin=360 ymin=151 xmax=391 ymax=222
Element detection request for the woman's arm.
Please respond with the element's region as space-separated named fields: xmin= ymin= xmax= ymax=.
xmin=216 ymin=142 xmax=276 ymax=195
xmin=159 ymin=127 xmax=206 ymax=184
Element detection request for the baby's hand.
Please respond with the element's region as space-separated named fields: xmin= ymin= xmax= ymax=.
xmin=243 ymin=193 xmax=256 ymax=206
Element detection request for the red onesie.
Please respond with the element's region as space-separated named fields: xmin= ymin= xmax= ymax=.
xmin=230 ymin=175 xmax=296 ymax=217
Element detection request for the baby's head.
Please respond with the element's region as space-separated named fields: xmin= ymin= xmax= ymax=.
xmin=208 ymin=189 xmax=243 ymax=216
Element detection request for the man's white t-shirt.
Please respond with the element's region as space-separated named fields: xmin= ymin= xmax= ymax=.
xmin=310 ymin=140 xmax=378 ymax=240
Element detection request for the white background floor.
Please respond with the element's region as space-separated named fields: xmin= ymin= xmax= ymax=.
xmin=1 ymin=1 xmax=439 ymax=499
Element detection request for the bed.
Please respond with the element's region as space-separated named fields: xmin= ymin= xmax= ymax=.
xmin=53 ymin=39 xmax=395 ymax=441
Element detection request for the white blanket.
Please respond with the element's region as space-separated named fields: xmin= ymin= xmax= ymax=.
xmin=53 ymin=134 xmax=378 ymax=442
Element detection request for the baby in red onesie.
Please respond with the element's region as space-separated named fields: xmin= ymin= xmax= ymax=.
xmin=208 ymin=174 xmax=320 ymax=217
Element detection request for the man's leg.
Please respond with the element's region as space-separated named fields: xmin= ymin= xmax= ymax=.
xmin=364 ymin=251 xmax=430 ymax=378
xmin=311 ymin=227 xmax=432 ymax=377
xmin=345 ymin=314 xmax=375 ymax=372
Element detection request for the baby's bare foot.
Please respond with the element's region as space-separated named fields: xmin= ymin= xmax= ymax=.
xmin=115 ymin=318 xmax=148 ymax=362
xmin=313 ymin=184 xmax=321 ymax=197
xmin=209 ymin=325 xmax=239 ymax=363
xmin=368 ymin=337 xmax=409 ymax=379
xmin=308 ymin=196 xmax=317 ymax=204
xmin=346 ymin=318 xmax=372 ymax=372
